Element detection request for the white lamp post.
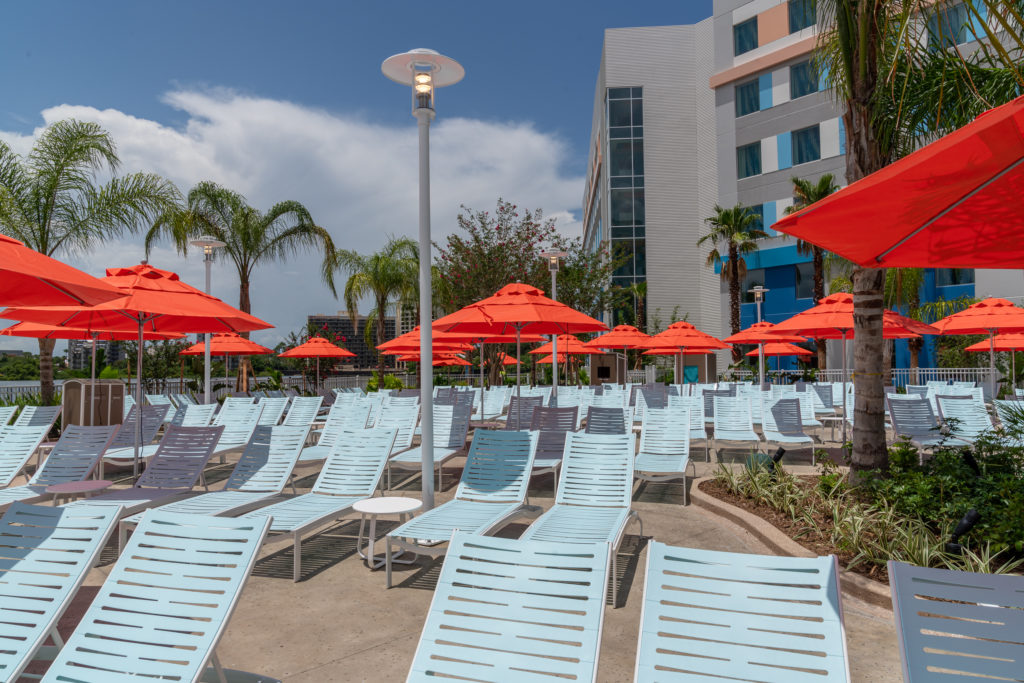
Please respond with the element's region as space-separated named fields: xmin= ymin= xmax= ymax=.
xmin=191 ymin=235 xmax=226 ymax=403
xmin=383 ymin=48 xmax=463 ymax=511
xmin=749 ymin=285 xmax=769 ymax=386
xmin=540 ymin=250 xmax=567 ymax=397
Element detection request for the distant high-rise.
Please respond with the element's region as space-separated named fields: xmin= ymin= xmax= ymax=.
xmin=306 ymin=313 xmax=397 ymax=370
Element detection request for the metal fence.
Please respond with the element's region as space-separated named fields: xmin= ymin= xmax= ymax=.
xmin=719 ymin=367 xmax=997 ymax=389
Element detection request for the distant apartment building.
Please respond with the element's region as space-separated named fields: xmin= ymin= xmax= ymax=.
xmin=306 ymin=313 xmax=396 ymax=370
xmin=585 ymin=1 xmax=1003 ymax=372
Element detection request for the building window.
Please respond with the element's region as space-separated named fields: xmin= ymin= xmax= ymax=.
xmin=609 ymin=140 xmax=632 ymax=177
xmin=749 ymin=204 xmax=764 ymax=232
xmin=733 ymin=18 xmax=758 ymax=56
xmin=928 ymin=2 xmax=970 ymax=51
xmin=792 ymin=125 xmax=821 ymax=165
xmin=735 ymin=80 xmax=760 ymax=117
xmin=741 ymin=269 xmax=766 ymax=302
xmin=737 ymin=142 xmax=762 ymax=178
xmin=790 ymin=60 xmax=818 ymax=100
xmin=795 ymin=262 xmax=815 ymax=299
xmin=936 ymin=268 xmax=975 ymax=287
xmin=789 ymin=0 xmax=815 ymax=33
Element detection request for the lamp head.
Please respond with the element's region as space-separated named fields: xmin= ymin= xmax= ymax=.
xmin=748 ymin=285 xmax=769 ymax=303
xmin=540 ymin=250 xmax=568 ymax=272
xmin=190 ymin=235 xmax=226 ymax=257
xmin=382 ymin=48 xmax=464 ymax=114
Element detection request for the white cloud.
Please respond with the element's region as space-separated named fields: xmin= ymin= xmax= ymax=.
xmin=0 ymin=89 xmax=584 ymax=353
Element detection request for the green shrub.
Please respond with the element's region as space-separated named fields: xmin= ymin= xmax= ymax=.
xmin=366 ymin=372 xmax=405 ymax=392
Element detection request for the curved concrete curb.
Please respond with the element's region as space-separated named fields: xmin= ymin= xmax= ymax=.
xmin=691 ymin=477 xmax=892 ymax=611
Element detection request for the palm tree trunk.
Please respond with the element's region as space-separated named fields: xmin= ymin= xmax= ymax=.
xmin=236 ymin=278 xmax=253 ymax=392
xmin=852 ymin=267 xmax=887 ymax=472
xmin=728 ymin=246 xmax=741 ymax=362
xmin=813 ymin=246 xmax=827 ymax=369
xmin=38 ymin=338 xmax=56 ymax=404
xmin=377 ymin=298 xmax=387 ymax=385
xmin=908 ymin=337 xmax=922 ymax=384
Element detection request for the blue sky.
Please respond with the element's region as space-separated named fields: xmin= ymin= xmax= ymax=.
xmin=0 ymin=0 xmax=713 ymax=350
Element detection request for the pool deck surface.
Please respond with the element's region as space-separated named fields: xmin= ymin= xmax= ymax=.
xmin=56 ymin=448 xmax=903 ymax=683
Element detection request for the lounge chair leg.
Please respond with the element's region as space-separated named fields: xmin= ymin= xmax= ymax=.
xmin=118 ymin=524 xmax=128 ymax=555
xmin=293 ymin=533 xmax=301 ymax=582
xmin=210 ymin=652 xmax=228 ymax=683
xmin=683 ymin=475 xmax=688 ymax=506
xmin=611 ymin=553 xmax=618 ymax=607
xmin=387 ymin=464 xmax=391 ymax=492
xmin=385 ymin=534 xmax=393 ymax=588
xmin=49 ymin=626 xmax=64 ymax=649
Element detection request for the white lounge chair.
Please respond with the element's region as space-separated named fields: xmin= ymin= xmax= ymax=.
xmin=635 ymin=406 xmax=694 ymax=503
xmin=0 ymin=424 xmax=51 ymax=487
xmin=388 ymin=403 xmax=471 ymax=490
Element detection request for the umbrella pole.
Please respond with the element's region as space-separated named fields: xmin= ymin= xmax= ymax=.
xmin=516 ymin=326 xmax=522 ymax=428
xmin=758 ymin=342 xmax=765 ymax=387
xmin=316 ymin=356 xmax=320 ymax=393
xmin=552 ymin=334 xmax=559 ymax=398
xmin=89 ymin=334 xmax=97 ymax=427
xmin=841 ymin=333 xmax=848 ymax=444
xmin=990 ymin=331 xmax=996 ymax=399
xmin=1013 ymin=349 xmax=1017 ymax=391
xmin=133 ymin=321 xmax=143 ymax=482
xmin=479 ymin=343 xmax=485 ymax=392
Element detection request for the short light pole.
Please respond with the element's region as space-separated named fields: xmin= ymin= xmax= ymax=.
xmin=191 ymin=235 xmax=226 ymax=403
xmin=749 ymin=285 xmax=769 ymax=386
xmin=383 ymin=48 xmax=463 ymax=511
xmin=540 ymin=250 xmax=567 ymax=397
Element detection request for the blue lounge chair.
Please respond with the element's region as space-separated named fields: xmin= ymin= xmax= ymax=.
xmin=385 ymin=429 xmax=539 ymax=587
xmin=712 ymin=396 xmax=762 ymax=461
xmin=0 ymin=503 xmax=121 ymax=682
xmin=762 ymin=397 xmax=817 ymax=461
xmin=241 ymin=427 xmax=398 ymax=581
xmin=889 ymin=560 xmax=1024 ymax=682
xmin=40 ymin=510 xmax=276 ymax=683
xmin=98 ymin=403 xmax=172 ymax=475
xmin=63 ymin=425 xmax=224 ymax=519
xmin=636 ymin=542 xmax=850 ymax=682
xmin=297 ymin=401 xmax=372 ymax=465
xmin=117 ymin=425 xmax=309 ymax=550
xmin=282 ymin=395 xmax=323 ymax=426
xmin=170 ymin=401 xmax=217 ymax=427
xmin=584 ymin=405 xmax=630 ymax=434
xmin=635 ymin=407 xmax=693 ymax=503
xmin=520 ymin=431 xmax=640 ymax=606
xmin=406 ymin=532 xmax=609 ymax=683
xmin=0 ymin=406 xmax=17 ymax=426
xmin=13 ymin=405 xmax=61 ymax=429
xmin=256 ymin=396 xmax=289 ymax=425
xmin=937 ymin=394 xmax=995 ymax=443
xmin=0 ymin=425 xmax=117 ymax=510
xmin=0 ymin=424 xmax=51 ymax=486
xmin=388 ymin=403 xmax=471 ymax=490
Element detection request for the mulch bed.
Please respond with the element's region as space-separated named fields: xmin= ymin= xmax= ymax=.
xmin=699 ymin=478 xmax=889 ymax=583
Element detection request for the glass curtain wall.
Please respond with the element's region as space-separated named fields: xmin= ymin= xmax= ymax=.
xmin=607 ymin=86 xmax=646 ymax=326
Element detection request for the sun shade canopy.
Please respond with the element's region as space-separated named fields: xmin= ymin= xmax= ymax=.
xmin=745 ymin=343 xmax=813 ymax=357
xmin=931 ymin=298 xmax=1024 ymax=335
xmin=0 ymin=321 xmax=183 ymax=341
xmin=724 ymin=321 xmax=806 ymax=345
xmin=0 ymin=234 xmax=125 ymax=307
xmin=584 ymin=324 xmax=654 ymax=350
xmin=279 ymin=336 xmax=356 ymax=358
xmin=433 ymin=283 xmax=607 ymax=336
xmin=772 ymin=293 xmax=939 ymax=339
xmin=180 ymin=332 xmax=273 ymax=356
xmin=771 ymin=95 xmax=1024 ymax=268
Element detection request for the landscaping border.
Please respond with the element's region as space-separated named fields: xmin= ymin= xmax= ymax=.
xmin=690 ymin=477 xmax=893 ymax=610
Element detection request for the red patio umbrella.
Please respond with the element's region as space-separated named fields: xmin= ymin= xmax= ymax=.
xmin=745 ymin=342 xmax=813 ymax=373
xmin=397 ymin=353 xmax=471 ymax=367
xmin=966 ymin=332 xmax=1024 ymax=390
xmin=584 ymin=324 xmax=654 ymax=386
xmin=648 ymin=321 xmax=730 ymax=386
xmin=771 ymin=95 xmax=1024 ymax=268
xmin=433 ymin=283 xmax=607 ymax=407
xmin=724 ymin=321 xmax=808 ymax=386
xmin=0 ymin=263 xmax=273 ymax=478
xmin=494 ymin=352 xmax=519 ymax=366
xmin=181 ymin=333 xmax=274 ymax=391
xmin=528 ymin=334 xmax=599 ymax=356
xmin=772 ymin=293 xmax=939 ymax=439
xmin=0 ymin=234 xmax=124 ymax=307
xmin=1 ymin=321 xmax=184 ymax=423
xmin=932 ymin=298 xmax=1024 ymax=397
xmin=279 ymin=337 xmax=356 ymax=391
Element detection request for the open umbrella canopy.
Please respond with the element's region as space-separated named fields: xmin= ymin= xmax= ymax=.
xmin=528 ymin=334 xmax=599 ymax=356
xmin=745 ymin=342 xmax=813 ymax=358
xmin=396 ymin=352 xmax=470 ymax=366
xmin=642 ymin=346 xmax=721 ymax=356
xmin=932 ymin=298 xmax=1024 ymax=335
xmin=771 ymin=95 xmax=1024 ymax=268
xmin=494 ymin=352 xmax=519 ymax=366
xmin=584 ymin=324 xmax=653 ymax=350
xmin=724 ymin=321 xmax=806 ymax=345
xmin=966 ymin=333 xmax=1024 ymax=352
xmin=279 ymin=336 xmax=356 ymax=358
xmin=0 ymin=234 xmax=125 ymax=307
xmin=377 ymin=326 xmax=543 ymax=352
xmin=648 ymin=321 xmax=730 ymax=350
xmin=180 ymin=332 xmax=273 ymax=356
xmin=0 ymin=321 xmax=183 ymax=341
xmin=772 ymin=293 xmax=939 ymax=339
xmin=433 ymin=283 xmax=607 ymax=336
xmin=0 ymin=263 xmax=272 ymax=334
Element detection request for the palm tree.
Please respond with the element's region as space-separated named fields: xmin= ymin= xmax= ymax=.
xmin=786 ymin=174 xmax=839 ymax=370
xmin=0 ymin=119 xmax=180 ymax=402
xmin=699 ymin=205 xmax=767 ymax=361
xmin=816 ymin=0 xmax=1024 ymax=473
xmin=145 ymin=181 xmax=336 ymax=390
xmin=333 ymin=237 xmax=418 ymax=381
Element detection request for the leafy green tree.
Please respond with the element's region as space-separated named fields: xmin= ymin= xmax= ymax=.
xmin=698 ymin=204 xmax=767 ymax=361
xmin=145 ymin=181 xmax=336 ymax=391
xmin=332 ymin=236 xmax=418 ymax=380
xmin=786 ymin=174 xmax=839 ymax=369
xmin=816 ymin=0 xmax=1024 ymax=473
xmin=0 ymin=120 xmax=180 ymax=402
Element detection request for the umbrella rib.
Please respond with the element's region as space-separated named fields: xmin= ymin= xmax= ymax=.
xmin=36 ymin=278 xmax=87 ymax=306
xmin=875 ymin=155 xmax=1024 ymax=264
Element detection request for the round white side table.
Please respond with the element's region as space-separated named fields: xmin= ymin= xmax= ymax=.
xmin=353 ymin=496 xmax=422 ymax=569
xmin=46 ymin=480 xmax=113 ymax=505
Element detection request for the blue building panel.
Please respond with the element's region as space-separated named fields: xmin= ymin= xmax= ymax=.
xmin=777 ymin=131 xmax=792 ymax=170
xmin=758 ymin=74 xmax=773 ymax=110
xmin=838 ymin=117 xmax=846 ymax=155
xmin=762 ymin=201 xmax=777 ymax=236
